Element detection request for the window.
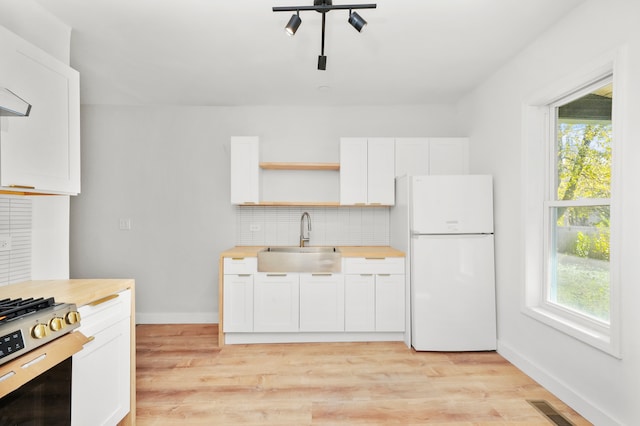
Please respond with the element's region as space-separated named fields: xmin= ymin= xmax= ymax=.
xmin=523 ymin=51 xmax=625 ymax=357
xmin=546 ymin=79 xmax=612 ymax=323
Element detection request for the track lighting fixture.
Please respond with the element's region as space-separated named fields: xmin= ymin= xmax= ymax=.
xmin=285 ymin=11 xmax=302 ymax=36
xmin=273 ymin=1 xmax=376 ymax=70
xmin=348 ymin=10 xmax=367 ymax=32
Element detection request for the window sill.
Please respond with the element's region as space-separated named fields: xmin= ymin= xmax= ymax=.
xmin=523 ymin=305 xmax=621 ymax=359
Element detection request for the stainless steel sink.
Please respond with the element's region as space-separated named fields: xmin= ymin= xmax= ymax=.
xmin=257 ymin=247 xmax=341 ymax=273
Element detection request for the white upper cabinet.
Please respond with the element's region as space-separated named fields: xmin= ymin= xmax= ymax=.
xmin=340 ymin=137 xmax=395 ymax=206
xmin=230 ymin=136 xmax=259 ymax=204
xmin=0 ymin=26 xmax=80 ymax=195
xmin=395 ymin=137 xmax=469 ymax=177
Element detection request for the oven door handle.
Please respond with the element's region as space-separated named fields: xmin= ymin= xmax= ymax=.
xmin=0 ymin=332 xmax=90 ymax=398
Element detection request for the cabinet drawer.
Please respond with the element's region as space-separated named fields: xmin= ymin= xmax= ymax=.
xmin=343 ymin=257 xmax=404 ymax=274
xmin=223 ymin=257 xmax=257 ymax=275
xmin=77 ymin=289 xmax=131 ymax=336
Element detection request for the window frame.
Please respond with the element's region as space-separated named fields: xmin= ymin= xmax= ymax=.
xmin=522 ymin=49 xmax=626 ymax=358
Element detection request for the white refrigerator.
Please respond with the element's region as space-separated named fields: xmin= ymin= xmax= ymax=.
xmin=391 ymin=175 xmax=496 ymax=351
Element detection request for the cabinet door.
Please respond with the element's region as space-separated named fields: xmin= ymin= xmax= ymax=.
xmin=367 ymin=138 xmax=395 ymax=205
xmin=223 ymin=274 xmax=254 ymax=332
xmin=395 ymin=137 xmax=430 ymax=177
xmin=230 ymin=136 xmax=259 ymax=204
xmin=72 ymin=291 xmax=131 ymax=426
xmin=428 ymin=137 xmax=469 ymax=175
xmin=344 ymin=274 xmax=375 ymax=332
xmin=339 ymin=137 xmax=368 ymax=205
xmin=375 ymin=274 xmax=405 ymax=332
xmin=254 ymin=273 xmax=299 ymax=332
xmin=299 ymin=273 xmax=344 ymax=332
xmin=1 ymin=27 xmax=80 ymax=195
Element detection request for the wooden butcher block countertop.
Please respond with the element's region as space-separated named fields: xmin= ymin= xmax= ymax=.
xmin=0 ymin=278 xmax=135 ymax=306
xmin=220 ymin=246 xmax=405 ymax=258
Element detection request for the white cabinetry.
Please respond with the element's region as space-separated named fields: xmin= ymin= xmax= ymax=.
xmin=375 ymin=274 xmax=405 ymax=331
xmin=340 ymin=137 xmax=395 ymax=206
xmin=344 ymin=274 xmax=375 ymax=331
xmin=230 ymin=136 xmax=259 ymax=204
xmin=72 ymin=290 xmax=131 ymax=426
xmin=223 ymin=257 xmax=256 ymax=332
xmin=395 ymin=137 xmax=469 ymax=177
xmin=299 ymin=273 xmax=344 ymax=331
xmin=0 ymin=26 xmax=80 ymax=195
xmin=344 ymin=258 xmax=405 ymax=332
xmin=253 ymin=273 xmax=299 ymax=332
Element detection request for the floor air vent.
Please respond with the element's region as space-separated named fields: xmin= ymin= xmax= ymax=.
xmin=527 ymin=400 xmax=575 ymax=426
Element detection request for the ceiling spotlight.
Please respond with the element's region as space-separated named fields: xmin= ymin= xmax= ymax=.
xmin=273 ymin=1 xmax=376 ymax=70
xmin=285 ymin=11 xmax=302 ymax=36
xmin=348 ymin=10 xmax=367 ymax=32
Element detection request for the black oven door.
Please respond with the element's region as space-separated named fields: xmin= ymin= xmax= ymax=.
xmin=0 ymin=332 xmax=89 ymax=426
xmin=0 ymin=357 xmax=72 ymax=426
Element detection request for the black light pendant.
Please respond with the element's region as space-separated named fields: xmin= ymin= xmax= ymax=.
xmin=348 ymin=10 xmax=367 ymax=32
xmin=285 ymin=12 xmax=302 ymax=36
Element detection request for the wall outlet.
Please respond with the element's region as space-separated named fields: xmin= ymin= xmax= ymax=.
xmin=0 ymin=235 xmax=12 ymax=251
xmin=249 ymin=224 xmax=261 ymax=232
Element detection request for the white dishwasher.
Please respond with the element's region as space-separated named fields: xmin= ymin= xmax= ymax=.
xmin=72 ymin=289 xmax=131 ymax=426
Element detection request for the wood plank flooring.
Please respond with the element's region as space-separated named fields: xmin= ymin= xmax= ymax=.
xmin=136 ymin=324 xmax=591 ymax=425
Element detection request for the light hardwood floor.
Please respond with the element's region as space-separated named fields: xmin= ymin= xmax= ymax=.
xmin=136 ymin=324 xmax=591 ymax=425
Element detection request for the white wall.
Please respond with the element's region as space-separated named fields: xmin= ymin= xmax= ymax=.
xmin=457 ymin=1 xmax=640 ymax=424
xmin=71 ymin=104 xmax=461 ymax=323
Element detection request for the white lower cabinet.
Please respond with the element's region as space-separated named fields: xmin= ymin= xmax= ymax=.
xmin=299 ymin=273 xmax=344 ymax=332
xmin=223 ymin=274 xmax=254 ymax=332
xmin=375 ymin=274 xmax=405 ymax=332
xmin=72 ymin=290 xmax=131 ymax=426
xmin=253 ymin=273 xmax=299 ymax=332
xmin=223 ymin=257 xmax=257 ymax=332
xmin=223 ymin=256 xmax=405 ymax=343
xmin=344 ymin=274 xmax=375 ymax=331
xmin=344 ymin=258 xmax=405 ymax=333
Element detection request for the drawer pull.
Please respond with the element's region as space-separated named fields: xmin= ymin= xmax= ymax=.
xmin=312 ymin=273 xmax=332 ymax=276
xmin=365 ymin=257 xmax=385 ymax=260
xmin=0 ymin=371 xmax=16 ymax=383
xmin=9 ymin=184 xmax=36 ymax=189
xmin=88 ymin=293 xmax=119 ymax=307
xmin=237 ymin=274 xmax=251 ymax=277
xmin=85 ymin=335 xmax=96 ymax=344
xmin=231 ymin=257 xmax=245 ymax=260
xmin=21 ymin=353 xmax=46 ymax=369
xmin=266 ymin=273 xmax=287 ymax=277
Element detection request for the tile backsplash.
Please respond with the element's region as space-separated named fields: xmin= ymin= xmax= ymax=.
xmin=0 ymin=196 xmax=32 ymax=286
xmin=236 ymin=206 xmax=389 ymax=246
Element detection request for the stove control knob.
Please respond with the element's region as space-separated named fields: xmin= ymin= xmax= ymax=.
xmin=31 ymin=323 xmax=50 ymax=339
xmin=65 ymin=311 xmax=81 ymax=325
xmin=49 ymin=317 xmax=65 ymax=332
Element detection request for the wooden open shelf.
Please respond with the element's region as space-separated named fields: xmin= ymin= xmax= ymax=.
xmin=259 ymin=162 xmax=340 ymax=171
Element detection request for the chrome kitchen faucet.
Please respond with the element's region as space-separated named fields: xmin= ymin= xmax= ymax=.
xmin=300 ymin=212 xmax=311 ymax=247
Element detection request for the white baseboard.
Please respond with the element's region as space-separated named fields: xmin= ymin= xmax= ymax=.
xmin=497 ymin=340 xmax=620 ymax=426
xmin=136 ymin=311 xmax=218 ymax=324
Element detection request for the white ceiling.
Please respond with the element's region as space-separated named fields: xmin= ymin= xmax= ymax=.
xmin=33 ymin=0 xmax=585 ymax=106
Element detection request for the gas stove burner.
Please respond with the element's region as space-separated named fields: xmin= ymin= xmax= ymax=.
xmin=0 ymin=297 xmax=56 ymax=323
xmin=0 ymin=298 xmax=80 ymax=366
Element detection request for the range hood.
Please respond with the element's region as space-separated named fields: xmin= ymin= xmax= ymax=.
xmin=0 ymin=87 xmax=31 ymax=117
